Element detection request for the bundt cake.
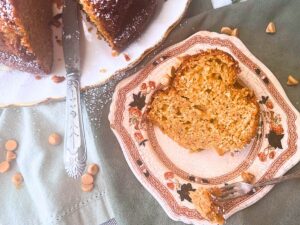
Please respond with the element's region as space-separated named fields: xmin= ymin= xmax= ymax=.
xmin=79 ymin=0 xmax=158 ymax=51
xmin=148 ymin=49 xmax=260 ymax=155
xmin=0 ymin=0 xmax=53 ymax=74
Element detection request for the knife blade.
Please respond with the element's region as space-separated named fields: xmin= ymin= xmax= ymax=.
xmin=62 ymin=0 xmax=87 ymax=179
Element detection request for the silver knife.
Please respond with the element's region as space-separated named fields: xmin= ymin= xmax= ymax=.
xmin=62 ymin=0 xmax=87 ymax=179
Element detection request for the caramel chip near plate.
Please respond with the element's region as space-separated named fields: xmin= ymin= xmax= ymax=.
xmin=5 ymin=139 xmax=18 ymax=151
xmin=12 ymin=172 xmax=23 ymax=187
xmin=0 ymin=161 xmax=10 ymax=173
xmin=81 ymin=183 xmax=94 ymax=192
xmin=81 ymin=173 xmax=94 ymax=185
xmin=287 ymin=75 xmax=299 ymax=86
xmin=6 ymin=151 xmax=16 ymax=162
xmin=266 ymin=22 xmax=276 ymax=34
xmin=231 ymin=28 xmax=238 ymax=37
xmin=220 ymin=26 xmax=233 ymax=35
xmin=87 ymin=164 xmax=99 ymax=176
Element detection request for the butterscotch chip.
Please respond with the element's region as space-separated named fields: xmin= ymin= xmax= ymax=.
xmin=48 ymin=133 xmax=62 ymax=146
xmin=87 ymin=164 xmax=99 ymax=176
xmin=81 ymin=183 xmax=94 ymax=192
xmin=231 ymin=28 xmax=238 ymax=37
xmin=5 ymin=139 xmax=18 ymax=151
xmin=241 ymin=171 xmax=255 ymax=184
xmin=266 ymin=22 xmax=276 ymax=34
xmin=81 ymin=173 xmax=94 ymax=185
xmin=12 ymin=172 xmax=23 ymax=186
xmin=6 ymin=151 xmax=17 ymax=162
xmin=287 ymin=75 xmax=299 ymax=86
xmin=0 ymin=161 xmax=10 ymax=173
xmin=220 ymin=27 xmax=233 ymax=35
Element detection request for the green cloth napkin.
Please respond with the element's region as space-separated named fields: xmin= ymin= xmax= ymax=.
xmin=0 ymin=103 xmax=114 ymax=225
xmin=1 ymin=0 xmax=300 ymax=225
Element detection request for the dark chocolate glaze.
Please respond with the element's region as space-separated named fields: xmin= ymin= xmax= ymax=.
xmin=89 ymin=0 xmax=158 ymax=50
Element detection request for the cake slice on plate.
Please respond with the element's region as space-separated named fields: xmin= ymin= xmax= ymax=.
xmin=0 ymin=0 xmax=53 ymax=74
xmin=148 ymin=49 xmax=260 ymax=155
xmin=79 ymin=0 xmax=158 ymax=51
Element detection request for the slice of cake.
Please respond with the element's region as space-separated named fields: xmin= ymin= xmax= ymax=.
xmin=79 ymin=0 xmax=157 ymax=51
xmin=190 ymin=187 xmax=225 ymax=225
xmin=148 ymin=49 xmax=260 ymax=155
xmin=0 ymin=0 xmax=53 ymax=74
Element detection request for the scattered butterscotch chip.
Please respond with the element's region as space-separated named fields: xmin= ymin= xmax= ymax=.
xmin=220 ymin=27 xmax=233 ymax=35
xmin=266 ymin=22 xmax=276 ymax=34
xmin=88 ymin=27 xmax=93 ymax=32
xmin=231 ymin=28 xmax=238 ymax=37
xmin=81 ymin=183 xmax=94 ymax=192
xmin=6 ymin=151 xmax=16 ymax=162
xmin=123 ymin=53 xmax=131 ymax=61
xmin=51 ymin=75 xmax=65 ymax=83
xmin=241 ymin=171 xmax=255 ymax=184
xmin=81 ymin=173 xmax=94 ymax=185
xmin=87 ymin=164 xmax=99 ymax=176
xmin=5 ymin=139 xmax=18 ymax=151
xmin=99 ymin=68 xmax=107 ymax=73
xmin=287 ymin=75 xmax=299 ymax=86
xmin=12 ymin=172 xmax=23 ymax=187
xmin=111 ymin=50 xmax=119 ymax=57
xmin=48 ymin=133 xmax=62 ymax=146
xmin=0 ymin=161 xmax=10 ymax=173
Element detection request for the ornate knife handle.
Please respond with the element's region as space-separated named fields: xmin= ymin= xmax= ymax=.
xmin=64 ymin=72 xmax=87 ymax=179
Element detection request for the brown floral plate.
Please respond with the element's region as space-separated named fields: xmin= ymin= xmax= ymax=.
xmin=108 ymin=31 xmax=300 ymax=225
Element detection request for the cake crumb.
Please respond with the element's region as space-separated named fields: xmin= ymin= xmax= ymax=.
xmin=35 ymin=75 xmax=42 ymax=80
xmin=51 ymin=75 xmax=65 ymax=83
xmin=241 ymin=171 xmax=255 ymax=184
xmin=99 ymin=68 xmax=107 ymax=73
xmin=124 ymin=53 xmax=131 ymax=61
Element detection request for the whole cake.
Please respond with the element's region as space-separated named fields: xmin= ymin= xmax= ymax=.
xmin=79 ymin=0 xmax=158 ymax=51
xmin=0 ymin=0 xmax=53 ymax=74
xmin=148 ymin=49 xmax=260 ymax=155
